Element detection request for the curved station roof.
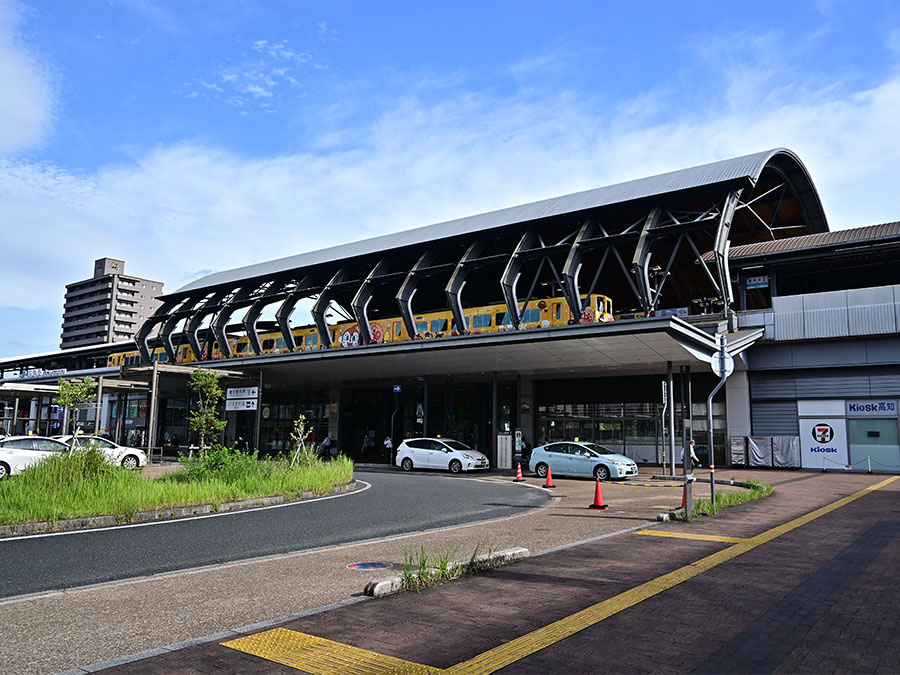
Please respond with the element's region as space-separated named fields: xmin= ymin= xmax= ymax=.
xmin=135 ymin=147 xmax=827 ymax=368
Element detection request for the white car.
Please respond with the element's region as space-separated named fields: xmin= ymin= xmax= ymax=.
xmin=396 ymin=438 xmax=489 ymax=473
xmin=55 ymin=435 xmax=148 ymax=470
xmin=0 ymin=436 xmax=70 ymax=478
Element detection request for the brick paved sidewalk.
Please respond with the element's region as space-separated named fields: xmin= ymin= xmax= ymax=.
xmin=94 ymin=471 xmax=899 ymax=674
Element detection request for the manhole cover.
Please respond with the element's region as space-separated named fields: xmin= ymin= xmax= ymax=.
xmin=347 ymin=561 xmax=394 ymax=571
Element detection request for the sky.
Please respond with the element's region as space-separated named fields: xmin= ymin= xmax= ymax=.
xmin=2 ymin=0 xmax=900 ymax=358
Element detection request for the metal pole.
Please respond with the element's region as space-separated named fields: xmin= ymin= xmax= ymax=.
xmin=668 ymin=362 xmax=675 ymax=477
xmin=492 ymin=372 xmax=498 ymax=467
xmin=660 ymin=378 xmax=668 ymax=474
xmin=390 ymin=392 xmax=399 ymax=465
xmin=147 ymin=362 xmax=159 ymax=462
xmin=681 ymin=366 xmax=693 ymax=517
xmin=423 ymin=377 xmax=429 ymax=437
xmin=253 ymin=371 xmax=263 ymax=452
xmin=94 ymin=376 xmax=104 ymax=434
xmin=707 ymin=334 xmax=728 ymax=511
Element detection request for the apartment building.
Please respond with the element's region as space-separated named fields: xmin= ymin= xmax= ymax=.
xmin=60 ymin=258 xmax=164 ymax=349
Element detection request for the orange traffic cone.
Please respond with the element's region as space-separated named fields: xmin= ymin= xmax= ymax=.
xmin=543 ymin=466 xmax=556 ymax=489
xmin=589 ymin=476 xmax=607 ymax=509
xmin=513 ymin=462 xmax=525 ymax=482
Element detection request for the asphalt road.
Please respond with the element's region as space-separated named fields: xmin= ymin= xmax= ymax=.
xmin=0 ymin=470 xmax=546 ymax=599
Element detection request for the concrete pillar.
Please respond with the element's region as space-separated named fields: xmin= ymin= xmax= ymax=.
xmin=328 ymin=385 xmax=340 ymax=443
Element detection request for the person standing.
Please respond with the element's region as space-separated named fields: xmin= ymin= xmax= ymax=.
xmin=680 ymin=438 xmax=701 ymax=468
xmin=383 ymin=435 xmax=393 ymax=464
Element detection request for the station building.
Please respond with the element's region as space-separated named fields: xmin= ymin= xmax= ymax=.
xmin=2 ymin=148 xmax=898 ymax=473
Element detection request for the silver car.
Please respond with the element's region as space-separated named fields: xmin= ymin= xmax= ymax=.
xmin=0 ymin=436 xmax=70 ymax=478
xmin=55 ymin=435 xmax=148 ymax=469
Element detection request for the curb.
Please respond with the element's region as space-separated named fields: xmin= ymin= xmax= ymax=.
xmin=0 ymin=481 xmax=356 ymax=538
xmin=363 ymin=547 xmax=530 ymax=598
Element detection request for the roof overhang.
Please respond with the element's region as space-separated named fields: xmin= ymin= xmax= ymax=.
xmin=205 ymin=319 xmax=764 ymax=385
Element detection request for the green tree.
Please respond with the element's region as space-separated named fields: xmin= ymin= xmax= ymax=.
xmin=188 ymin=368 xmax=226 ymax=453
xmin=57 ymin=377 xmax=97 ymax=454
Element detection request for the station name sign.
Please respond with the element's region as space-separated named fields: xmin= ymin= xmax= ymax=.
xmin=18 ymin=368 xmax=67 ymax=380
xmin=227 ymin=387 xmax=258 ymax=399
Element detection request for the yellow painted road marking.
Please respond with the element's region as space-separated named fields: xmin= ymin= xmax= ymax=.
xmin=223 ymin=627 xmax=443 ymax=674
xmin=634 ymin=530 xmax=749 ymax=543
xmin=223 ymin=476 xmax=899 ymax=675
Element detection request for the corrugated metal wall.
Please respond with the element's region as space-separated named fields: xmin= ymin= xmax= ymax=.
xmin=772 ymin=284 xmax=900 ymax=341
xmin=749 ymin=367 xmax=900 ymax=435
xmin=751 ymin=400 xmax=799 ymax=436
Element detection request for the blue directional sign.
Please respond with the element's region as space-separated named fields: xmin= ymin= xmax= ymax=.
xmin=393 ymin=385 xmax=401 ymax=393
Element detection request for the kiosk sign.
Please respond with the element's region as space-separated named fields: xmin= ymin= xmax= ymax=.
xmin=846 ymin=400 xmax=897 ymax=416
xmin=799 ymin=418 xmax=848 ymax=469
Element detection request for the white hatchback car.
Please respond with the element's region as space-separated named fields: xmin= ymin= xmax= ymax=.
xmin=0 ymin=436 xmax=70 ymax=478
xmin=396 ymin=438 xmax=489 ymax=473
xmin=55 ymin=435 xmax=148 ymax=470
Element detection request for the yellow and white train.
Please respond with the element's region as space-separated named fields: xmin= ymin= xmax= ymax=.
xmin=109 ymin=293 xmax=614 ymax=367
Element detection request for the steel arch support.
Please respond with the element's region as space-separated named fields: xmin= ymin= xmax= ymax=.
xmin=275 ymin=275 xmax=313 ymax=350
xmin=135 ymin=298 xmax=181 ymax=362
xmin=631 ymin=207 xmax=662 ymax=314
xmin=396 ymin=251 xmax=434 ymax=338
xmin=351 ymin=259 xmax=390 ymax=344
xmin=213 ymin=287 xmax=253 ymax=359
xmin=561 ymin=220 xmax=597 ymax=317
xmin=244 ymin=282 xmax=281 ymax=355
xmin=312 ymin=268 xmax=346 ymax=347
xmin=159 ymin=308 xmax=189 ymax=363
xmin=186 ymin=291 xmax=227 ymax=361
xmin=713 ymin=190 xmax=742 ymax=308
xmin=445 ymin=241 xmax=484 ymax=333
xmin=500 ymin=231 xmax=539 ymax=328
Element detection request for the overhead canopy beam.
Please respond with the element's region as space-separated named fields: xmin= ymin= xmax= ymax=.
xmin=186 ymin=290 xmax=228 ymax=362
xmin=213 ymin=287 xmax=254 ymax=359
xmin=274 ymin=274 xmax=317 ymax=351
xmin=500 ymin=231 xmax=540 ymax=328
xmin=396 ymin=251 xmax=435 ymax=339
xmin=135 ymin=297 xmax=183 ymax=362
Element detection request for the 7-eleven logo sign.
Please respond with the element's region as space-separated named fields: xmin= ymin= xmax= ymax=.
xmin=812 ymin=424 xmax=834 ymax=443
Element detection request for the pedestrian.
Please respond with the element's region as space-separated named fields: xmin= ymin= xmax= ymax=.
xmin=321 ymin=433 xmax=333 ymax=458
xmin=680 ymin=439 xmax=701 ymax=467
xmin=383 ymin=435 xmax=393 ymax=461
xmin=0 ymin=425 xmax=7 ymax=437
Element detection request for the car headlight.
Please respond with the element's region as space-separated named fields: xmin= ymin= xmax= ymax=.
xmin=463 ymin=453 xmax=478 ymax=460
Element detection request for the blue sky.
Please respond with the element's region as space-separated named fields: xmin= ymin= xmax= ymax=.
xmin=2 ymin=0 xmax=900 ymax=358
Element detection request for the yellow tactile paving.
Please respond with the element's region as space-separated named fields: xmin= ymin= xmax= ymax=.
xmin=634 ymin=530 xmax=749 ymax=543
xmin=224 ymin=475 xmax=899 ymax=675
xmin=222 ymin=627 xmax=444 ymax=674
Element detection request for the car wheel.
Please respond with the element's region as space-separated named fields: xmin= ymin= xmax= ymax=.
xmin=594 ymin=464 xmax=610 ymax=481
xmin=401 ymin=457 xmax=414 ymax=471
xmin=535 ymin=463 xmax=549 ymax=478
xmin=449 ymin=459 xmax=462 ymax=473
xmin=121 ymin=455 xmax=139 ymax=470
xmin=0 ymin=462 xmax=9 ymax=480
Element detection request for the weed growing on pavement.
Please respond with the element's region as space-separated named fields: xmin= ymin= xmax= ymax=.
xmin=401 ymin=543 xmax=498 ymax=591
xmin=673 ymin=479 xmax=772 ymax=520
xmin=0 ymin=449 xmax=354 ymax=527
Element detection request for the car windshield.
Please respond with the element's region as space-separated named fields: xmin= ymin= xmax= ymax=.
xmin=442 ymin=440 xmax=472 ymax=451
xmin=582 ymin=443 xmax=615 ymax=456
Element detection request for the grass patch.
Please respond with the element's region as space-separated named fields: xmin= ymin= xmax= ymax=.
xmin=0 ymin=447 xmax=354 ymax=526
xmin=401 ymin=544 xmax=496 ymax=591
xmin=674 ymin=478 xmax=772 ymax=520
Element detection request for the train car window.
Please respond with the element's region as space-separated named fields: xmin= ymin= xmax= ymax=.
xmin=304 ymin=333 xmax=318 ymax=346
xmin=236 ymin=342 xmax=248 ymax=353
xmin=276 ymin=337 xmax=286 ymax=349
xmin=553 ymin=303 xmax=561 ymax=321
xmin=581 ymin=297 xmax=589 ymax=309
xmin=262 ymin=339 xmax=275 ymax=350
xmin=394 ymin=321 xmax=402 ymax=338
xmin=498 ymin=312 xmax=513 ymax=326
xmin=160 ymin=352 xmax=168 ymax=362
xmin=415 ymin=321 xmax=427 ymax=334
xmin=472 ymin=314 xmax=491 ymax=329
xmin=151 ymin=353 xmax=158 ymax=361
xmin=430 ymin=319 xmax=447 ymax=332
xmin=522 ymin=308 xmax=540 ymax=323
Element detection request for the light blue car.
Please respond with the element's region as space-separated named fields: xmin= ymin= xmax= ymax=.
xmin=529 ymin=441 xmax=638 ymax=481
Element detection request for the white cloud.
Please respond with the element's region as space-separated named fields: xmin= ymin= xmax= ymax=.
xmin=0 ymin=0 xmax=54 ymax=156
